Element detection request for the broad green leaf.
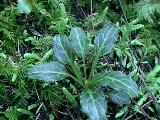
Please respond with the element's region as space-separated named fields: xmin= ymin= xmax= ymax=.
xmin=80 ymin=89 xmax=107 ymax=120
xmin=94 ymin=23 xmax=118 ymax=55
xmin=28 ymin=62 xmax=67 ymax=82
xmin=70 ymin=27 xmax=89 ymax=58
xmin=53 ymin=34 xmax=75 ymax=64
xmin=18 ymin=0 xmax=32 ymax=14
xmin=100 ymin=71 xmax=139 ymax=97
xmin=108 ymin=90 xmax=131 ymax=106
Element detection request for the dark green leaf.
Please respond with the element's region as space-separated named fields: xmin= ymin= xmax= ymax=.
xmin=28 ymin=62 xmax=67 ymax=82
xmin=18 ymin=0 xmax=32 ymax=14
xmin=53 ymin=34 xmax=75 ymax=64
xmin=70 ymin=27 xmax=89 ymax=58
xmin=80 ymin=89 xmax=107 ymax=120
xmin=100 ymin=71 xmax=139 ymax=97
xmin=94 ymin=23 xmax=118 ymax=55
xmin=108 ymin=90 xmax=131 ymax=106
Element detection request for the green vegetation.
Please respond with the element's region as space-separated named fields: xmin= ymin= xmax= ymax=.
xmin=0 ymin=0 xmax=160 ymax=119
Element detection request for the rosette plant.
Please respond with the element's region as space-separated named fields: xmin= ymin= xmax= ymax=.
xmin=28 ymin=23 xmax=139 ymax=120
